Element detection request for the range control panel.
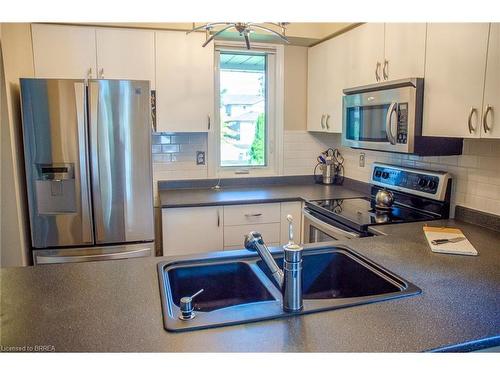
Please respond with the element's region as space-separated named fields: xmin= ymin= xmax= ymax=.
xmin=371 ymin=163 xmax=451 ymax=201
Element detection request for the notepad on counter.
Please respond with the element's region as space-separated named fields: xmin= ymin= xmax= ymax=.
xmin=423 ymin=226 xmax=478 ymax=256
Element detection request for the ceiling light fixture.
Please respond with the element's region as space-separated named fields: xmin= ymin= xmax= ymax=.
xmin=187 ymin=22 xmax=290 ymax=50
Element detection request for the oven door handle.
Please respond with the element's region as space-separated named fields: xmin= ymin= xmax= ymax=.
xmin=303 ymin=209 xmax=360 ymax=240
xmin=385 ymin=102 xmax=398 ymax=145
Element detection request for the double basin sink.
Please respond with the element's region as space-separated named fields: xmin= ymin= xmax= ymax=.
xmin=158 ymin=245 xmax=421 ymax=332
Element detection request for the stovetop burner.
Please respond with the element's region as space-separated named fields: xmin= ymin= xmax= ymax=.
xmin=306 ymin=197 xmax=438 ymax=232
xmin=304 ymin=163 xmax=451 ymax=237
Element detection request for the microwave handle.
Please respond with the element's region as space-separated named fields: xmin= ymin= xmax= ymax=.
xmin=386 ymin=102 xmax=398 ymax=145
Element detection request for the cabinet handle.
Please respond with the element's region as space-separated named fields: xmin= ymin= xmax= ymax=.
xmin=244 ymin=213 xmax=263 ymax=217
xmin=468 ymin=107 xmax=477 ymax=134
xmin=217 ymin=210 xmax=220 ymax=227
xmin=483 ymin=105 xmax=493 ymax=133
xmin=375 ymin=62 xmax=381 ymax=82
xmin=383 ymin=60 xmax=389 ymax=80
xmin=87 ymin=68 xmax=92 ymax=79
xmin=208 ymin=115 xmax=211 ymax=130
xmin=320 ymin=114 xmax=325 ymax=129
xmin=99 ymin=68 xmax=104 ymax=78
xmin=325 ymin=114 xmax=330 ymax=130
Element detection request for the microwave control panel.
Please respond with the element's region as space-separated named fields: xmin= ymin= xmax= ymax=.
xmin=396 ymin=103 xmax=408 ymax=144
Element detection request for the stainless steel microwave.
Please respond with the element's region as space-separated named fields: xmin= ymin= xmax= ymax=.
xmin=342 ymin=78 xmax=463 ymax=156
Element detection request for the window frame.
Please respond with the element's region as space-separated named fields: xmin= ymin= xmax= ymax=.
xmin=209 ymin=41 xmax=284 ymax=178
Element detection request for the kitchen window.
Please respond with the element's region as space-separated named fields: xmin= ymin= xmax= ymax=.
xmin=212 ymin=43 xmax=283 ymax=176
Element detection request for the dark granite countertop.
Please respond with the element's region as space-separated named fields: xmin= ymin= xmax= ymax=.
xmin=1 ymin=219 xmax=499 ymax=352
xmin=158 ymin=176 xmax=370 ymax=208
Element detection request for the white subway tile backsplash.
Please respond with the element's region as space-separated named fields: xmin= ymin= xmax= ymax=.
xmin=161 ymin=144 xmax=179 ymax=153
xmin=457 ymin=155 xmax=477 ymax=168
xmin=170 ymin=135 xmax=190 ymax=144
xmin=478 ymin=156 xmax=500 ymax=171
xmin=283 ymin=131 xmax=500 ymax=217
xmin=150 ymin=130 xmax=500 ymax=216
xmin=151 ymin=132 xmax=208 ymax=206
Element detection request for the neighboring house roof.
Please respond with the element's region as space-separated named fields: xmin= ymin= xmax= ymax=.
xmin=225 ymin=111 xmax=260 ymax=123
xmin=223 ymin=94 xmax=264 ymax=106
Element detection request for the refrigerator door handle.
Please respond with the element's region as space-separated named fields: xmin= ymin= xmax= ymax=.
xmin=88 ymin=81 xmax=103 ymax=237
xmin=35 ymin=247 xmax=151 ymax=264
xmin=74 ymin=82 xmax=93 ymax=244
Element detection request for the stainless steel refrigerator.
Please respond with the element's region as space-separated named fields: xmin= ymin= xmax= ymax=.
xmin=20 ymin=78 xmax=154 ymax=264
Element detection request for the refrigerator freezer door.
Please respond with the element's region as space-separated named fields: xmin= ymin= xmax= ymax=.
xmin=20 ymin=78 xmax=94 ymax=248
xmin=88 ymin=80 xmax=154 ymax=244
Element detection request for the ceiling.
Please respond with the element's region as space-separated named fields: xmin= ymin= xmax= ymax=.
xmin=72 ymin=22 xmax=357 ymax=46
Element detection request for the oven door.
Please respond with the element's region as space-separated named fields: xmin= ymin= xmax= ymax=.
xmin=342 ymin=83 xmax=418 ymax=154
xmin=303 ymin=208 xmax=360 ymax=244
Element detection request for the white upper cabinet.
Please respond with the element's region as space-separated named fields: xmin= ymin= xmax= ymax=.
xmin=482 ymin=23 xmax=500 ymax=138
xmin=344 ymin=23 xmax=385 ymax=87
xmin=96 ymin=28 xmax=155 ymax=88
xmin=307 ymin=34 xmax=346 ymax=133
xmin=325 ymin=33 xmax=348 ymax=132
xmin=383 ymin=23 xmax=426 ymax=80
xmin=307 ymin=43 xmax=328 ymax=131
xmin=423 ymin=23 xmax=490 ymax=138
xmin=155 ymin=31 xmax=214 ymax=132
xmin=31 ymin=24 xmax=97 ymax=79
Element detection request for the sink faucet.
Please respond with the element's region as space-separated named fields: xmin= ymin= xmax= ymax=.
xmin=244 ymin=215 xmax=303 ymax=312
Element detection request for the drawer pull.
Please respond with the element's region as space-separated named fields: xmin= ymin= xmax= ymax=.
xmin=244 ymin=213 xmax=263 ymax=217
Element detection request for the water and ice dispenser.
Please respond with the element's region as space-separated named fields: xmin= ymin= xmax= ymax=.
xmin=35 ymin=163 xmax=77 ymax=215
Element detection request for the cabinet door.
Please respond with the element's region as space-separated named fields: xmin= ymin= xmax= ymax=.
xmin=31 ymin=24 xmax=97 ymax=79
xmin=162 ymin=206 xmax=223 ymax=256
xmin=307 ymin=43 xmax=328 ymax=132
xmin=482 ymin=23 xmax=500 ymax=138
xmin=155 ymin=31 xmax=213 ymax=132
xmin=96 ymin=28 xmax=155 ymax=88
xmin=280 ymin=201 xmax=303 ymax=245
xmin=423 ymin=23 xmax=490 ymax=138
xmin=384 ymin=23 xmax=426 ymax=80
xmin=325 ymin=34 xmax=348 ymax=133
xmin=344 ymin=23 xmax=385 ymax=87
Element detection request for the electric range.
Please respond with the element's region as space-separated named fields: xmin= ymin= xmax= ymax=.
xmin=303 ymin=163 xmax=452 ymax=241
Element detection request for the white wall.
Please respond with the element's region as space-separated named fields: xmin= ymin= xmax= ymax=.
xmin=0 ymin=23 xmax=34 ymax=267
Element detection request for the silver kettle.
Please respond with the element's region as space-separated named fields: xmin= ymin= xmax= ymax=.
xmin=375 ymin=189 xmax=394 ymax=210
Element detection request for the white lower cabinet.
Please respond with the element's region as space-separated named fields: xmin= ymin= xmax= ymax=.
xmin=224 ymin=223 xmax=281 ymax=249
xmin=162 ymin=201 xmax=304 ymax=256
xmin=223 ymin=203 xmax=281 ymax=226
xmin=162 ymin=206 xmax=223 ymax=256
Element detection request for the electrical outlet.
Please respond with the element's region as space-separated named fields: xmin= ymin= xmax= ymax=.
xmin=196 ymin=151 xmax=206 ymax=165
xmin=359 ymin=153 xmax=365 ymax=168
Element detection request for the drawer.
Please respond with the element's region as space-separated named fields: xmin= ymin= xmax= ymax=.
xmin=224 ymin=242 xmax=280 ymax=251
xmin=224 ymin=223 xmax=281 ymax=246
xmin=223 ymin=203 xmax=280 ymax=226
